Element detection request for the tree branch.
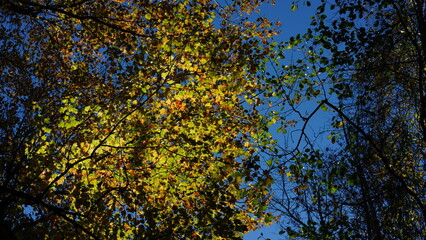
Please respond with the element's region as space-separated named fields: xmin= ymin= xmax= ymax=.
xmin=324 ymin=99 xmax=426 ymax=222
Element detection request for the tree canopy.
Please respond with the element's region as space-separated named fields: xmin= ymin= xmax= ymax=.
xmin=0 ymin=0 xmax=279 ymax=239
xmin=267 ymin=0 xmax=426 ymax=239
xmin=2 ymin=0 xmax=425 ymax=239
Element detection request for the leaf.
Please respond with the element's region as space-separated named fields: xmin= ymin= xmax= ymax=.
xmin=2 ymin=0 xmax=280 ymax=238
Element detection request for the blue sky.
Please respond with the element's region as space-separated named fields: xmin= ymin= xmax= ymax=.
xmin=244 ymin=1 xmax=321 ymax=239
xmin=260 ymin=1 xmax=317 ymax=40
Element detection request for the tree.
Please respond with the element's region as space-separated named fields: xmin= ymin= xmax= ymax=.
xmin=0 ymin=0 xmax=280 ymax=239
xmin=267 ymin=0 xmax=426 ymax=239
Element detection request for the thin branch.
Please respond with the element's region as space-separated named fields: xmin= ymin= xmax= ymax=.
xmin=324 ymin=99 xmax=426 ymax=222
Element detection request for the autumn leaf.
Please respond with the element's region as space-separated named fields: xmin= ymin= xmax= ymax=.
xmin=0 ymin=0 xmax=280 ymax=239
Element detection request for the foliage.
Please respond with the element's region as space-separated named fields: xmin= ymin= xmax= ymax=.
xmin=268 ymin=0 xmax=426 ymax=239
xmin=0 ymin=0 xmax=280 ymax=239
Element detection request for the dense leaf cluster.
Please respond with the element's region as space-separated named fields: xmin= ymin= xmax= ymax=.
xmin=0 ymin=0 xmax=279 ymax=239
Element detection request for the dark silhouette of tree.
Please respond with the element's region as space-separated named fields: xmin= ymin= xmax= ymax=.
xmin=268 ymin=0 xmax=426 ymax=239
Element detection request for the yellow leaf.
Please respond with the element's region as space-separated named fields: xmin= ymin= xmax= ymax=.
xmin=159 ymin=108 xmax=167 ymax=115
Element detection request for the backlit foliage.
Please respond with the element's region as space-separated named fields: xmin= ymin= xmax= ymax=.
xmin=0 ymin=0 xmax=279 ymax=239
